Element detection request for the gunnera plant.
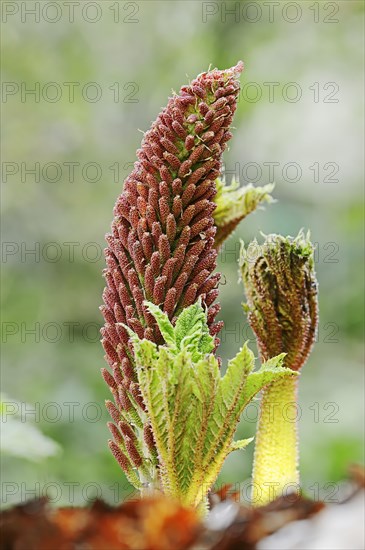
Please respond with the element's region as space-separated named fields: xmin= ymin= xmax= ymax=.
xmin=240 ymin=232 xmax=319 ymax=506
xmin=100 ymin=62 xmax=312 ymax=510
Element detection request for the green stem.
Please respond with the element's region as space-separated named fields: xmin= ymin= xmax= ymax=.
xmin=251 ymin=376 xmax=299 ymax=506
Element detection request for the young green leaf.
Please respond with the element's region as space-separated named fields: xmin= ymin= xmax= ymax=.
xmin=242 ymin=353 xmax=298 ymax=404
xmin=214 ymin=177 xmax=274 ymax=248
xmin=144 ymin=302 xmax=176 ymax=348
xmin=129 ymin=302 xmax=295 ymax=508
xmin=175 ymin=301 xmax=215 ymax=360
xmin=228 ymin=438 xmax=254 ymax=454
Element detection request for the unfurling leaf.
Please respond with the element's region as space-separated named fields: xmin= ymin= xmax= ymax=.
xmin=239 ymin=231 xmax=319 ymax=370
xmin=240 ymin=232 xmax=319 ymax=506
xmin=173 ymin=300 xmax=215 ymax=360
xmin=143 ymin=302 xmax=175 ymax=347
xmin=214 ymin=177 xmax=274 ymax=248
xmin=130 ymin=302 xmax=294 ymax=508
xmin=228 ymin=438 xmax=254 ymax=454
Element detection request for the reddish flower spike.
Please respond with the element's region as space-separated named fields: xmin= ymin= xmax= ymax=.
xmin=101 ymin=63 xmax=244 ymax=474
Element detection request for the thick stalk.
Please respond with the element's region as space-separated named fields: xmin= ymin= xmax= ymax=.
xmin=252 ymin=376 xmax=299 ymax=506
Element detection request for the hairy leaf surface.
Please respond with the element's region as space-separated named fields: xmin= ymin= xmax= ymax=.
xmin=130 ymin=303 xmax=293 ymax=507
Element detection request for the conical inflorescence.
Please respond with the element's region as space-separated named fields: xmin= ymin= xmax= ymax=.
xmin=100 ymin=63 xmax=244 ymax=484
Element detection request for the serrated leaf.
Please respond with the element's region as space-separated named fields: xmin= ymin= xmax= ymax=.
xmin=174 ymin=301 xmax=214 ymax=360
xmin=202 ymin=344 xmax=254 ymax=457
xmin=214 ymin=178 xmax=274 ymax=225
xmin=144 ymin=301 xmax=176 ymax=347
xmin=169 ymin=351 xmax=198 ymax=494
xmin=229 ymin=437 xmax=254 ymax=454
xmin=135 ymin=342 xmax=176 ymax=491
xmin=120 ymin=322 xmax=140 ymax=345
xmin=214 ymin=177 xmax=274 ymax=247
xmin=220 ymin=343 xmax=254 ymax=409
xmin=128 ymin=301 xmax=296 ymax=509
xmin=133 ymin=336 xmax=158 ymax=366
xmin=188 ymin=356 xmax=220 ymax=481
xmin=242 ymin=354 xmax=298 ymax=404
xmin=201 ymin=345 xmax=254 ymax=465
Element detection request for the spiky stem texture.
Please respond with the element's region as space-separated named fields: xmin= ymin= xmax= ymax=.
xmin=240 ymin=232 xmax=318 ymax=506
xmin=101 ymin=63 xmax=243 ymax=485
xmin=251 ymin=377 xmax=299 ymax=506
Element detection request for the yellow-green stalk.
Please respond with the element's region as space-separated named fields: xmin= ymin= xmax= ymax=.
xmin=239 ymin=231 xmax=318 ymax=506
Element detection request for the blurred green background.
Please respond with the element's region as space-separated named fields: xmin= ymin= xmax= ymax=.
xmin=1 ymin=0 xmax=364 ymax=507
